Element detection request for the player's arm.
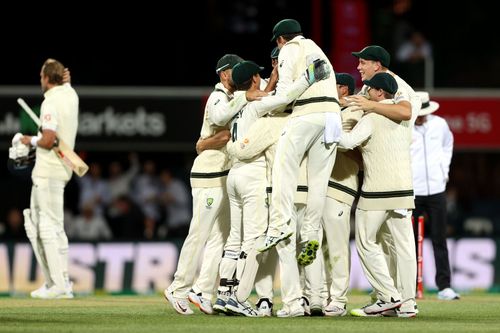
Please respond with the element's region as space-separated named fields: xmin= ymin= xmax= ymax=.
xmin=252 ymin=59 xmax=331 ymax=117
xmin=20 ymin=101 xmax=59 ymax=149
xmin=227 ymin=117 xmax=279 ymax=160
xmin=264 ymin=65 xmax=279 ymax=93
xmin=209 ymin=91 xmax=267 ymax=126
xmin=21 ymin=129 xmax=58 ymax=149
xmin=196 ymin=130 xmax=231 ymax=154
xmin=338 ymin=115 xmax=373 ymax=150
xmin=348 ymin=95 xmax=411 ymax=121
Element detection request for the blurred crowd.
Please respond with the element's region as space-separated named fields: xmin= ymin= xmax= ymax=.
xmin=0 ymin=153 xmax=192 ymax=241
xmin=1 ymin=151 xmax=499 ymax=242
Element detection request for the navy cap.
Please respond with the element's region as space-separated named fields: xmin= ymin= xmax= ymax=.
xmin=232 ymin=61 xmax=264 ymax=85
xmin=352 ymin=45 xmax=391 ymax=68
xmin=335 ymin=73 xmax=355 ymax=95
xmin=363 ymin=72 xmax=398 ymax=95
xmin=271 ymin=19 xmax=301 ymax=42
xmin=215 ymin=54 xmax=244 ymax=74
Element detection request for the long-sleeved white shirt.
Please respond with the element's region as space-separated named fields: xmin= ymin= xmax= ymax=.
xmin=411 ymin=114 xmax=453 ymax=196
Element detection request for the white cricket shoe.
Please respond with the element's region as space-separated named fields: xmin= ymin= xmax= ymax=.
xmin=277 ymin=299 xmax=305 ymax=318
xmin=350 ymin=305 xmax=382 ymax=317
xmin=256 ymin=298 xmax=273 ymax=317
xmin=164 ymin=290 xmax=194 ymax=315
xmin=30 ymin=284 xmax=50 ymax=299
xmin=225 ymin=295 xmax=258 ymax=317
xmin=43 ymin=286 xmax=74 ymax=299
xmin=257 ymin=228 xmax=294 ymax=253
xmin=362 ymin=297 xmax=402 ymax=315
xmin=324 ymin=302 xmax=347 ymax=317
xmin=188 ymin=289 xmax=214 ymax=315
xmin=438 ymin=288 xmax=460 ymax=300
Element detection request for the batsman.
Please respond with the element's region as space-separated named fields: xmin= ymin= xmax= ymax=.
xmin=18 ymin=58 xmax=79 ymax=299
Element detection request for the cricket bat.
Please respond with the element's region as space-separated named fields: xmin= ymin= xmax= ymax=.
xmin=17 ymin=98 xmax=89 ymax=177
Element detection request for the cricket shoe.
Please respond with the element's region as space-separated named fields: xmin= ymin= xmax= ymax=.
xmin=382 ymin=299 xmax=418 ymax=317
xmin=30 ymin=284 xmax=50 ymax=299
xmin=438 ymin=288 xmax=460 ymax=300
xmin=277 ymin=299 xmax=305 ymax=318
xmin=324 ymin=302 xmax=347 ymax=317
xmin=164 ymin=290 xmax=194 ymax=315
xmin=39 ymin=286 xmax=74 ymax=299
xmin=350 ymin=305 xmax=382 ymax=317
xmin=256 ymin=298 xmax=273 ymax=317
xmin=362 ymin=297 xmax=402 ymax=315
xmin=297 ymin=240 xmax=320 ymax=266
xmin=213 ymin=290 xmax=232 ymax=315
xmin=310 ymin=303 xmax=324 ymax=316
xmin=188 ymin=289 xmax=214 ymax=315
xmin=225 ymin=295 xmax=258 ymax=317
xmin=257 ymin=228 xmax=293 ymax=252
xmin=381 ymin=308 xmax=417 ymax=318
xmin=300 ymin=296 xmax=311 ymax=316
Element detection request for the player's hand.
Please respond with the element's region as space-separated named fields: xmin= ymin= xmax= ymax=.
xmin=63 ymin=68 xmax=71 ymax=84
xmin=20 ymin=135 xmax=32 ymax=145
xmin=304 ymin=58 xmax=331 ymax=85
xmin=346 ymin=95 xmax=376 ymax=112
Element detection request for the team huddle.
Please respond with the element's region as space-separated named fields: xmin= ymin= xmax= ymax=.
xmin=9 ymin=17 xmax=456 ymax=319
xmin=165 ymin=18 xmax=426 ymax=318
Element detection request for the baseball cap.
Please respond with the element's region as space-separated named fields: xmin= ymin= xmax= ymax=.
xmin=363 ymin=72 xmax=398 ymax=95
xmin=352 ymin=45 xmax=391 ymax=68
xmin=270 ymin=47 xmax=280 ymax=59
xmin=232 ymin=61 xmax=264 ymax=86
xmin=335 ymin=73 xmax=355 ymax=95
xmin=416 ymin=91 xmax=440 ymax=116
xmin=271 ymin=19 xmax=301 ymax=42
xmin=215 ymin=54 xmax=244 ymax=74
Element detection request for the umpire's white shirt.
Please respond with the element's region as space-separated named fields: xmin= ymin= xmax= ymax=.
xmin=33 ymin=84 xmax=79 ymax=181
xmin=411 ymin=114 xmax=454 ymax=196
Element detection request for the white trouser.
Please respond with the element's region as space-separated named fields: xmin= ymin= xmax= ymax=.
xmin=296 ymin=203 xmax=324 ymax=305
xmin=275 ymin=203 xmax=301 ymax=307
xmin=226 ymin=161 xmax=268 ymax=302
xmin=168 ymin=185 xmax=229 ymax=299
xmin=322 ymin=197 xmax=351 ymax=307
xmin=269 ymin=113 xmax=339 ymax=241
xmin=29 ymin=176 xmax=67 ymax=290
xmin=254 ymin=248 xmax=277 ymax=301
xmin=378 ymin=212 xmax=417 ymax=307
xmin=192 ymin=207 xmax=230 ymax=300
xmin=355 ymin=208 xmax=402 ymax=302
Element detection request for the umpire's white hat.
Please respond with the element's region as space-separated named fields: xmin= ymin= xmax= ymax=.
xmin=416 ymin=91 xmax=440 ymax=116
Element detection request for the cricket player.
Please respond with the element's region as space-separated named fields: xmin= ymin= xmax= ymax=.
xmin=349 ymin=45 xmax=420 ymax=316
xmin=339 ymin=73 xmax=417 ymax=317
xmin=165 ymin=54 xmax=245 ymax=315
xmin=20 ymin=58 xmax=78 ymax=299
xmin=349 ymin=45 xmax=420 ymax=125
xmin=218 ymin=59 xmax=331 ymax=317
xmin=259 ymin=19 xmax=342 ymax=269
xmin=322 ymin=73 xmax=363 ymax=316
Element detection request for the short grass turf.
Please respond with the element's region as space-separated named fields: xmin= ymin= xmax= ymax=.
xmin=1 ymin=292 xmax=499 ymax=333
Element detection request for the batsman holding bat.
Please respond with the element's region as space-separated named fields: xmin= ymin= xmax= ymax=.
xmin=19 ymin=58 xmax=79 ymax=299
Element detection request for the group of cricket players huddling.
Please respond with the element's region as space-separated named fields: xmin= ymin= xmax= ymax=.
xmin=165 ymin=18 xmax=422 ymax=318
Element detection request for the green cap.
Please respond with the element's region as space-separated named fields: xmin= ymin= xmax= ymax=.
xmin=352 ymin=45 xmax=390 ymax=68
xmin=270 ymin=46 xmax=280 ymax=59
xmin=215 ymin=54 xmax=244 ymax=74
xmin=232 ymin=61 xmax=264 ymax=85
xmin=363 ymin=72 xmax=398 ymax=95
xmin=271 ymin=19 xmax=301 ymax=42
xmin=335 ymin=73 xmax=355 ymax=95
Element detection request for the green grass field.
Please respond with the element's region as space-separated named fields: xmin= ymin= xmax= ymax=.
xmin=1 ymin=293 xmax=499 ymax=333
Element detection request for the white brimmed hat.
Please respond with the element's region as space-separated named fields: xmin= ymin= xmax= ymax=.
xmin=416 ymin=91 xmax=439 ymax=116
